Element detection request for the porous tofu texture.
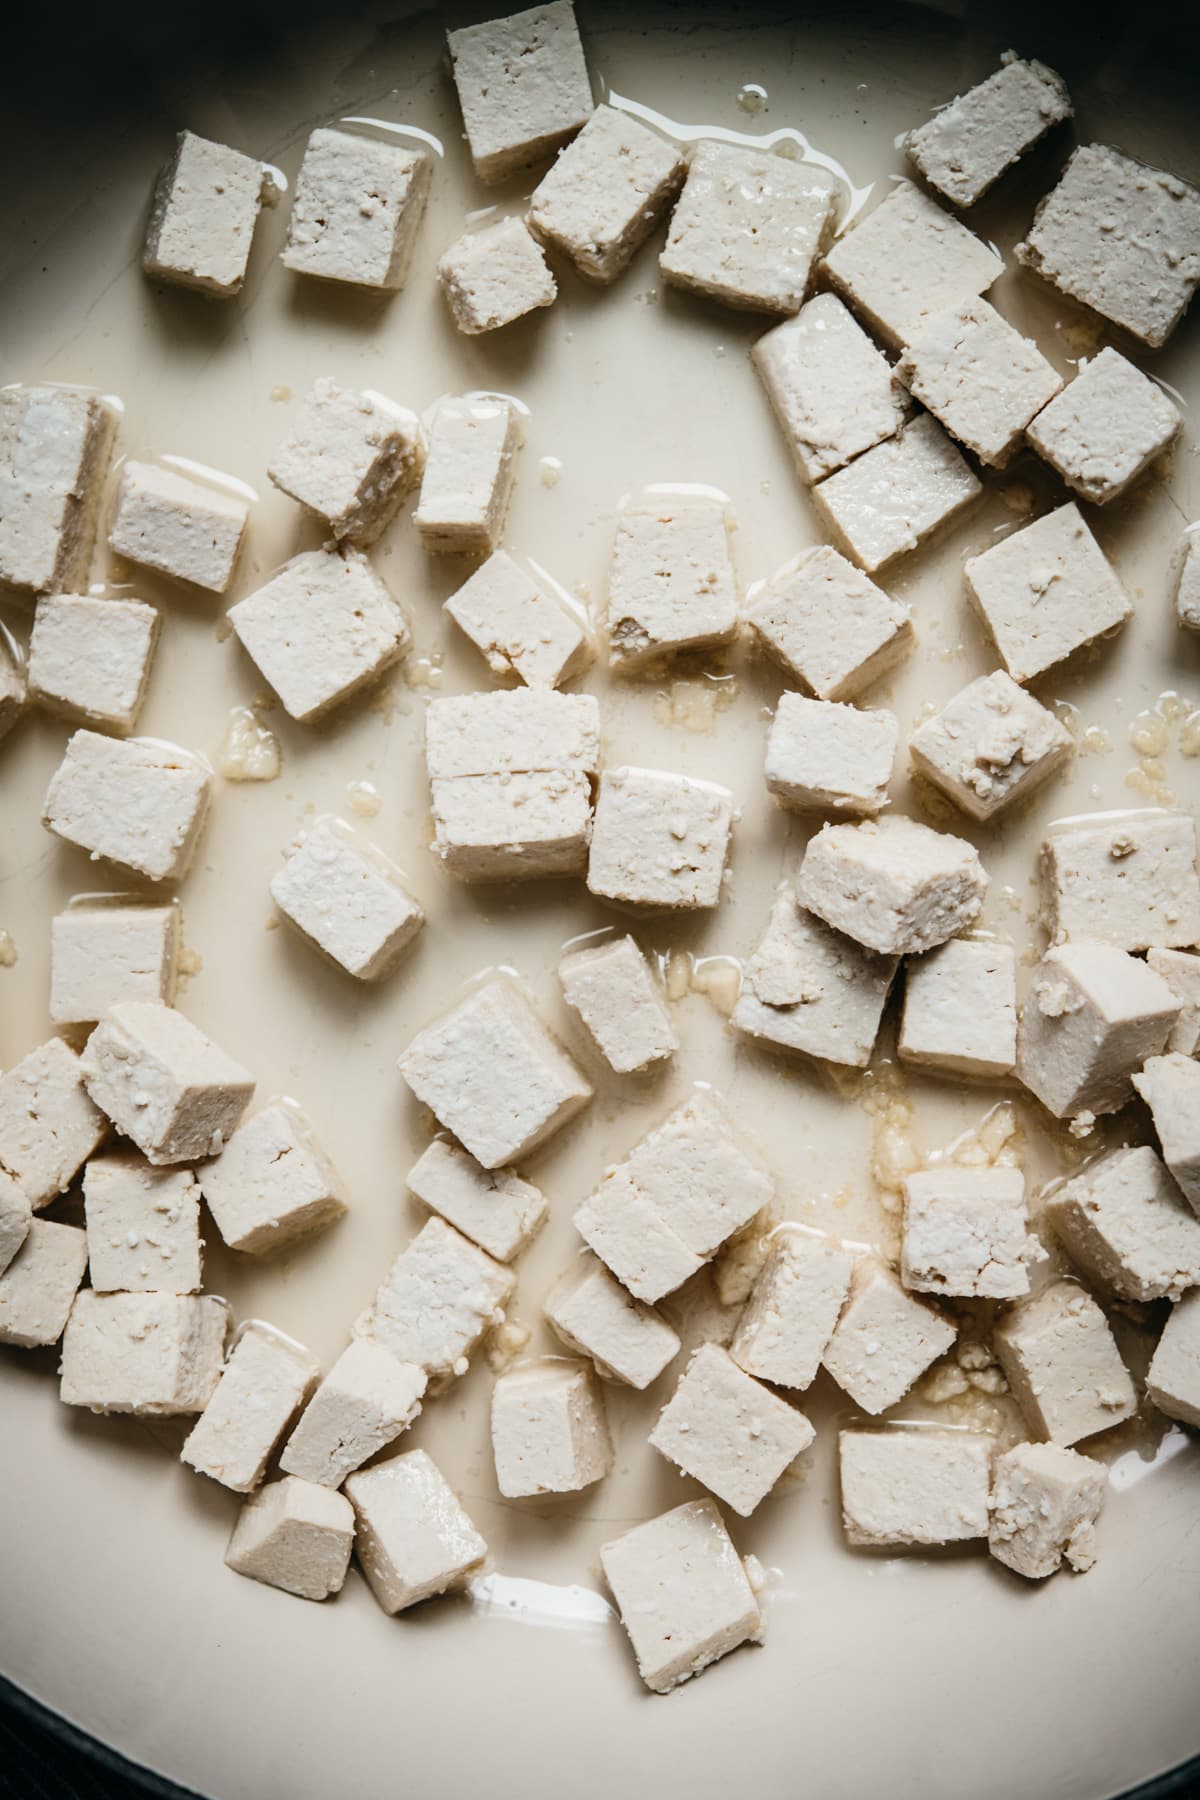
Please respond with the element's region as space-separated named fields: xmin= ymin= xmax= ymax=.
xmin=425 ymin=688 xmax=600 ymax=780
xmin=650 ymin=1343 xmax=814 ymax=1517
xmin=601 ymin=1499 xmax=762 ymax=1693
xmin=822 ymin=1258 xmax=957 ymax=1413
xmin=491 ymin=1357 xmax=613 ymax=1497
xmin=1147 ymin=949 xmax=1200 ymax=1057
xmin=108 ymin=461 xmax=248 ymax=594
xmin=528 ymin=104 xmax=685 ymax=281
xmin=1177 ymin=529 xmax=1200 ymax=632
xmin=406 ymin=1137 xmax=547 ymax=1262
xmin=994 ymin=1279 xmax=1137 ymax=1445
xmin=270 ymin=816 xmax=424 ymax=981
xmin=183 ymin=1323 xmax=318 ymax=1493
xmin=744 ymin=546 xmax=914 ymax=700
xmin=143 ymin=131 xmax=265 ymax=297
xmin=0 ymin=1038 xmax=107 ymax=1208
xmin=989 ymin=1442 xmax=1104 ymax=1581
xmin=438 ymin=218 xmax=557 ymax=334
xmin=606 ymin=503 xmax=738 ymax=669
xmin=730 ymin=1232 xmax=854 ymax=1390
xmin=41 ymin=730 xmax=212 ymax=883
xmin=753 ymin=293 xmax=909 ymax=484
xmin=0 ymin=1172 xmax=32 ymax=1280
xmin=445 ymin=550 xmax=590 ymax=689
xmin=909 ymin=670 xmax=1071 ymax=822
xmin=0 ymin=1220 xmax=88 ymax=1348
xmin=60 ymin=1290 xmax=229 ymax=1416
xmin=814 ymin=413 xmax=982 ymax=574
xmin=558 ymin=934 xmax=678 ymax=1073
xmin=1026 ymin=349 xmax=1180 ymax=505
xmin=0 ymin=385 xmax=119 ymax=595
xmin=281 ymin=1339 xmax=426 ymax=1487
xmin=765 ymin=694 xmax=897 ymax=815
xmin=361 ymin=1216 xmax=515 ymax=1386
xmin=50 ymin=902 xmax=180 ymax=1027
xmin=901 ymin=1166 xmax=1039 ymax=1299
xmin=81 ymin=1001 xmax=256 ymax=1167
xmin=83 ymin=1153 xmax=203 ymax=1294
xmin=1016 ymin=943 xmax=1180 ymax=1120
xmin=797 ymin=814 xmax=988 ymax=956
xmin=587 ymin=766 xmax=734 ymax=911
xmin=840 ymin=1428 xmax=992 ymax=1548
xmin=1041 ymin=812 xmax=1200 ymax=953
xmin=905 ymin=53 xmax=1072 ymax=209
xmin=1134 ymin=1054 xmax=1200 ymax=1212
xmin=1147 ymin=1289 xmax=1200 ymax=1429
xmin=897 ymin=297 xmax=1062 ymax=467
xmin=899 ymin=937 xmax=1017 ymax=1080
xmin=198 ymin=1100 xmax=347 ymax=1255
xmin=225 ymin=1476 xmax=354 ymax=1601
xmin=282 ymin=128 xmax=431 ymax=289
xmin=28 ymin=593 xmax=159 ymax=734
xmin=1016 ymin=143 xmax=1200 ymax=348
xmin=267 ymin=379 xmax=425 ymax=545
xmin=543 ymin=1253 xmax=681 ymax=1389
xmin=661 ymin=141 xmax=836 ymax=315
xmin=416 ymin=396 xmax=521 ymax=556
xmin=1046 ymin=1144 xmax=1200 ymax=1303
xmin=346 ymin=1448 xmax=487 ymax=1612
xmin=447 ymin=0 xmax=592 ymax=183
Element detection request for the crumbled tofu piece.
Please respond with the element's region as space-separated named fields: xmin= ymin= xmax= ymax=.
xmin=840 ymin=1428 xmax=992 ymax=1547
xmin=821 ymin=182 xmax=1003 ymax=347
xmin=108 ymin=461 xmax=248 ymax=594
xmin=346 ymin=1448 xmax=487 ymax=1612
xmin=406 ymin=1137 xmax=546 ymax=1262
xmin=905 ymin=53 xmax=1071 ymax=208
xmin=0 ymin=635 xmax=25 ymax=741
xmin=600 ymin=1498 xmax=762 ymax=1693
xmin=899 ymin=937 xmax=1017 ymax=1079
xmin=650 ymin=1342 xmax=814 ymax=1517
xmin=1026 ymin=349 xmax=1180 ymax=504
xmin=528 ymin=103 xmax=685 ymax=280
xmin=1041 ymin=812 xmax=1200 ymax=953
xmin=50 ymin=901 xmax=180 ymax=1028
xmin=82 ymin=1001 xmax=255 ymax=1168
xmin=60 ymin=1290 xmax=229 ymax=1415
xmin=558 ymin=934 xmax=678 ymax=1073
xmin=491 ymin=1357 xmax=613 ymax=1496
xmin=282 ymin=127 xmax=431 ymax=289
xmin=361 ymin=1217 xmax=515 ymax=1385
xmin=910 ymin=670 xmax=1071 ymax=823
xmin=270 ymin=815 xmax=423 ymax=981
xmin=83 ymin=1153 xmax=202 ymax=1294
xmin=281 ymin=1340 xmax=426 ymax=1487
xmin=143 ymin=131 xmax=266 ymax=297
xmin=268 ymin=379 xmax=425 ymax=545
xmin=797 ymin=814 xmax=989 ymax=956
xmin=1147 ymin=949 xmax=1200 ymax=1056
xmin=414 ymin=396 xmax=520 ymax=556
xmin=605 ymin=502 xmax=738 ymax=670
xmin=1047 ymin=1143 xmax=1200 ymax=1303
xmin=0 ymin=1220 xmax=87 ymax=1348
xmin=182 ymin=1324 xmax=318 ymax=1493
xmin=1146 ymin=1289 xmax=1200 ymax=1429
xmin=543 ymin=1252 xmax=680 ymax=1388
xmin=28 ymin=593 xmax=159 ymax=734
xmin=661 ymin=141 xmax=836 ymax=314
xmin=744 ymin=545 xmax=914 ymax=700
xmin=198 ymin=1099 xmax=345 ymax=1255
xmin=439 ymin=217 xmax=557 ymax=334
xmin=1176 ymin=529 xmax=1200 ymax=632
xmin=1016 ymin=143 xmax=1200 ymax=348
xmin=445 ymin=550 xmax=590 ymax=688
xmin=902 ymin=1165 xmax=1038 ymax=1299
xmin=753 ymin=293 xmax=909 ymax=484
xmin=897 ymin=297 xmax=1062 ymax=467
xmin=0 ymin=1038 xmax=107 ymax=1207
xmin=814 ymin=413 xmax=982 ymax=573
xmin=1016 ymin=943 xmax=1180 ymax=1120
xmin=0 ymin=1171 xmax=32 ymax=1280
xmin=587 ymin=766 xmax=734 ymax=911
xmin=225 ymin=1476 xmax=353 ymax=1601
xmin=989 ymin=1441 xmax=1105 ymax=1580
xmin=765 ymin=694 xmax=897 ymax=816
xmin=823 ymin=1258 xmax=957 ymax=1413
xmin=447 ymin=0 xmax=592 ymax=183
xmin=41 ymin=730 xmax=211 ymax=883
xmin=1134 ymin=1054 xmax=1200 ymax=1212
xmin=730 ymin=1231 xmax=854 ymax=1389
xmin=995 ymin=1280 xmax=1136 ymax=1444
xmin=0 ymin=385 xmax=118 ymax=595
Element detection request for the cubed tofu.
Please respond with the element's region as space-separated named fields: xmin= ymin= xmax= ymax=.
xmin=82 ymin=1001 xmax=255 ymax=1167
xmin=839 ymin=1428 xmax=992 ymax=1548
xmin=108 ymin=461 xmax=248 ymax=594
xmin=361 ymin=1217 xmax=515 ymax=1386
xmin=1016 ymin=143 xmax=1200 ymax=349
xmin=744 ymin=546 xmax=914 ymax=700
xmin=447 ymin=1 xmax=592 ymax=183
xmin=600 ymin=1499 xmax=762 ymax=1694
xmin=543 ymin=1252 xmax=680 ymax=1389
xmin=905 ymin=53 xmax=1072 ymax=209
xmin=558 ymin=934 xmax=678 ymax=1073
xmin=1041 ymin=812 xmax=1200 ymax=953
xmin=823 ymin=1257 xmax=957 ymax=1413
xmin=415 ymin=396 xmax=521 ymax=556
xmin=587 ymin=766 xmax=734 ymax=911
xmin=1147 ymin=949 xmax=1200 ymax=1056
xmin=0 ymin=1038 xmax=107 ymax=1208
xmin=528 ymin=104 xmax=685 ymax=281
xmin=444 ymin=550 xmax=590 ymax=689
xmin=0 ymin=1172 xmax=32 ymax=1279
xmin=50 ymin=901 xmax=180 ymax=1027
xmin=426 ymin=688 xmax=600 ymax=783
xmin=1046 ymin=1143 xmax=1200 ymax=1302
xmin=0 ymin=634 xmax=25 ymax=742
xmin=1026 ymin=348 xmax=1180 ymax=504
xmin=899 ymin=937 xmax=1017 ymax=1079
xmin=345 ymin=1448 xmax=487 ymax=1612
xmin=0 ymin=385 xmax=119 ymax=595
xmin=814 ymin=413 xmax=982 ymax=573
xmin=28 ymin=593 xmax=159 ymax=734
xmin=753 ymin=293 xmax=909 ymax=484
xmin=270 ymin=816 xmax=424 ymax=980
xmin=83 ymin=1153 xmax=203 ymax=1294
xmin=406 ymin=1137 xmax=546 ymax=1262
xmin=994 ymin=1280 xmax=1137 ymax=1444
xmin=268 ymin=379 xmax=425 ymax=545
xmin=225 ymin=1476 xmax=353 ymax=1601
xmin=897 ymin=297 xmax=1062 ymax=467
xmin=1176 ymin=528 xmax=1200 ymax=632
xmin=280 ymin=1339 xmax=426 ymax=1487
xmin=182 ymin=1323 xmax=318 ymax=1493
xmin=0 ymin=1220 xmax=87 ymax=1348
xmin=1133 ymin=1054 xmax=1200 ymax=1212
xmin=438 ymin=217 xmax=557 ymax=334
xmin=901 ymin=1165 xmax=1039 ymax=1299
xmin=60 ymin=1290 xmax=229 ymax=1415
xmin=1146 ymin=1289 xmax=1200 ymax=1429
xmin=143 ymin=131 xmax=266 ymax=297
xmin=198 ymin=1100 xmax=346 ymax=1255
xmin=281 ymin=127 xmax=431 ymax=289
xmin=988 ymin=1441 xmax=1105 ymax=1580
xmin=491 ymin=1357 xmax=613 ymax=1497
xmin=730 ymin=1231 xmax=854 ymax=1390
xmin=797 ymin=814 xmax=989 ymax=956
xmin=1016 ymin=943 xmax=1181 ymax=1120
xmin=605 ymin=502 xmax=738 ymax=670
xmin=910 ymin=670 xmax=1071 ymax=822
xmin=41 ymin=730 xmax=212 ymax=883
xmin=650 ymin=1342 xmax=814 ymax=1517
xmin=765 ymin=694 xmax=897 ymax=816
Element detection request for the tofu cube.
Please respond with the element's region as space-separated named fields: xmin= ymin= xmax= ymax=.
xmin=0 ymin=385 xmax=119 ymax=595
xmin=491 ymin=1357 xmax=613 ymax=1497
xmin=198 ymin=1100 xmax=346 ymax=1255
xmin=143 ymin=131 xmax=266 ymax=297
xmin=899 ymin=937 xmax=1017 ymax=1079
xmin=729 ymin=1231 xmax=854 ymax=1390
xmin=108 ymin=461 xmax=248 ymax=594
xmin=1041 ymin=812 xmax=1200 ymax=953
xmin=280 ymin=1339 xmax=426 ymax=1487
xmin=901 ymin=1166 xmax=1038 ymax=1299
xmin=0 ymin=1220 xmax=87 ymax=1348
xmin=910 ymin=670 xmax=1071 ymax=823
xmin=543 ymin=1252 xmax=680 ymax=1389
xmin=427 ymin=688 xmax=600 ymax=781
xmin=1016 ymin=943 xmax=1180 ymax=1120
xmin=744 ymin=545 xmax=914 ymax=700
xmin=267 ymin=379 xmax=425 ymax=546
xmin=1016 ymin=143 xmax=1200 ymax=348
xmin=41 ymin=730 xmax=212 ymax=883
xmin=50 ymin=901 xmax=180 ymax=1028
xmin=1046 ymin=1143 xmax=1200 ymax=1302
xmin=60 ymin=1290 xmax=229 ymax=1415
xmin=660 ymin=141 xmax=836 ymax=315
xmin=605 ymin=503 xmax=738 ymax=670
xmin=0 ymin=635 xmax=25 ymax=742
xmin=1134 ymin=1053 xmax=1200 ymax=1212
xmin=988 ymin=1442 xmax=1105 ymax=1580
xmin=797 ymin=814 xmax=989 ymax=956
xmin=345 ymin=1448 xmax=487 ymax=1612
xmin=765 ymin=694 xmax=897 ymax=816
xmin=225 ymin=1476 xmax=353 ymax=1601
xmin=528 ymin=103 xmax=685 ymax=281
xmin=822 ymin=1258 xmax=957 ymax=1413
xmin=415 ymin=396 xmax=521 ymax=555
xmin=905 ymin=53 xmax=1072 ymax=209
xmin=994 ymin=1279 xmax=1137 ymax=1444
xmin=182 ymin=1323 xmax=318 ymax=1492
xmin=587 ymin=766 xmax=734 ymax=911
xmin=82 ymin=1001 xmax=255 ymax=1167
xmin=1176 ymin=529 xmax=1200 ymax=632
xmin=438 ymin=217 xmax=557 ymax=334
xmin=83 ymin=1153 xmax=203 ymax=1294
xmin=1146 ymin=1289 xmax=1200 ymax=1429
xmin=753 ymin=293 xmax=909 ymax=484
xmin=0 ymin=1171 xmax=31 ymax=1279
xmin=650 ymin=1342 xmax=814 ymax=1517
xmin=600 ymin=1498 xmax=762 ymax=1694
xmin=0 ymin=1038 xmax=107 ymax=1208
xmin=447 ymin=1 xmax=592 ymax=183
xmin=406 ymin=1137 xmax=546 ymax=1262
xmin=281 ymin=127 xmax=431 ymax=290
xmin=897 ymin=297 xmax=1062 ymax=467
xmin=270 ymin=815 xmax=423 ymax=981
xmin=1147 ymin=949 xmax=1200 ymax=1056
xmin=558 ymin=933 xmax=678 ymax=1073
xmin=839 ymin=1428 xmax=992 ymax=1548
xmin=814 ymin=413 xmax=982 ymax=573
xmin=1026 ymin=348 xmax=1180 ymax=505
xmin=361 ymin=1217 xmax=515 ymax=1386
xmin=445 ymin=550 xmax=590 ymax=689
xmin=28 ymin=593 xmax=159 ymax=734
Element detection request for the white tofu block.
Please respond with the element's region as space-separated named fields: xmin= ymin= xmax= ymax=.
xmin=268 ymin=379 xmax=425 ymax=546
xmin=600 ymin=1498 xmax=762 ymax=1694
xmin=444 ymin=550 xmax=590 ymax=689
xmin=1147 ymin=949 xmax=1200 ymax=1056
xmin=587 ymin=766 xmax=734 ymax=911
xmin=282 ymin=128 xmax=431 ymax=290
xmin=1041 ymin=812 xmax=1200 ymax=953
xmin=765 ymin=694 xmax=897 ymax=816
xmin=198 ymin=1100 xmax=346 ymax=1255
xmin=0 ymin=385 xmax=119 ymax=595
xmin=822 ymin=1257 xmax=957 ymax=1413
xmin=650 ymin=1342 xmax=814 ymax=1517
xmin=0 ymin=1171 xmax=31 ymax=1280
xmin=362 ymin=1217 xmax=515 ymax=1385
xmin=905 ymin=53 xmax=1072 ymax=209
xmin=447 ymin=0 xmax=592 ymax=183
xmin=82 ymin=1001 xmax=255 ymax=1168
xmin=225 ymin=1476 xmax=353 ymax=1601
xmin=910 ymin=670 xmax=1070 ymax=823
xmin=28 ymin=593 xmax=158 ymax=734
xmin=60 ymin=1290 xmax=229 ymax=1415
xmin=182 ymin=1323 xmax=318 ymax=1492
xmin=797 ymin=814 xmax=988 ymax=956
xmin=1026 ymin=349 xmax=1180 ymax=505
xmin=415 ymin=396 xmax=521 ymax=556
xmin=730 ymin=1231 xmax=854 ymax=1390
xmin=822 ymin=182 xmax=1003 ymax=348
xmin=1016 ymin=143 xmax=1200 ymax=348
xmin=1176 ymin=529 xmax=1200 ymax=632
xmin=0 ymin=1038 xmax=107 ymax=1208
xmin=897 ymin=297 xmax=1062 ymax=467
xmin=606 ymin=503 xmax=738 ymax=670
xmin=573 ymin=1173 xmax=703 ymax=1303
xmin=660 ymin=141 xmax=836 ymax=315
xmin=1016 ymin=943 xmax=1181 ymax=1120
xmin=345 ymin=1448 xmax=487 ymax=1612
xmin=901 ymin=1166 xmax=1038 ymax=1299
xmin=41 ymin=730 xmax=211 ymax=884
xmin=439 ymin=218 xmax=557 ymax=334
xmin=426 ymin=687 xmax=600 ymax=780
xmin=732 ymin=885 xmax=898 ymax=1070
xmin=899 ymin=937 xmax=1017 ymax=1079
xmin=543 ymin=1252 xmax=680 ymax=1389
xmin=491 ymin=1357 xmax=613 ymax=1497
xmin=108 ymin=462 xmax=247 ymax=594
xmin=1047 ymin=1143 xmax=1200 ymax=1303
xmin=1134 ymin=1053 xmax=1200 ymax=1212
xmin=83 ymin=1152 xmax=202 ymax=1294
xmin=432 ymin=770 xmax=593 ymax=881
xmin=270 ymin=816 xmax=423 ymax=981
xmin=995 ymin=1280 xmax=1137 ymax=1444
xmin=528 ymin=104 xmax=685 ymax=281
xmin=280 ymin=1339 xmax=425 ymax=1487
xmin=753 ymin=293 xmax=908 ymax=484
xmin=1146 ymin=1289 xmax=1200 ymax=1429
xmin=558 ymin=934 xmax=678 ymax=1073
xmin=840 ymin=1428 xmax=992 ymax=1548
xmin=988 ymin=1442 xmax=1104 ymax=1580
xmin=398 ymin=977 xmax=592 ymax=1169
xmin=143 ymin=131 xmax=265 ymax=297
xmin=814 ymin=413 xmax=982 ymax=573
xmin=744 ymin=545 xmax=913 ymax=700
xmin=0 ymin=635 xmax=25 ymax=742
xmin=406 ymin=1137 xmax=546 ymax=1262
xmin=49 ymin=901 xmax=179 ymax=1028
xmin=0 ymin=1220 xmax=87 ymax=1348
